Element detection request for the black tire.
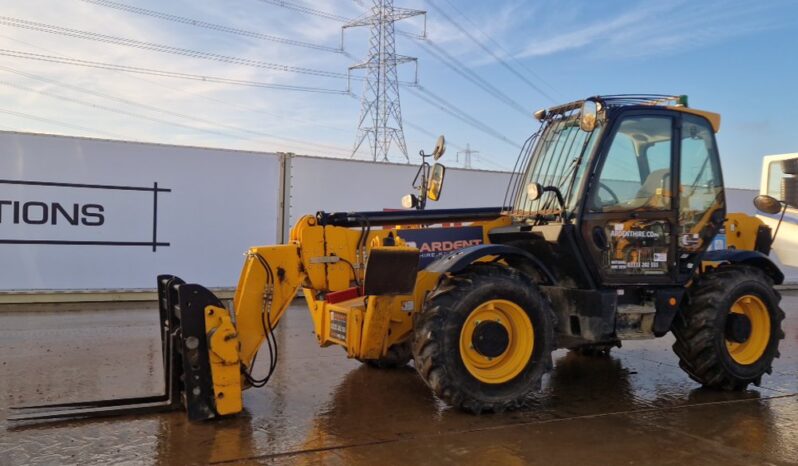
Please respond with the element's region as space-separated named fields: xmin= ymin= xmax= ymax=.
xmin=357 ymin=341 xmax=412 ymax=369
xmin=671 ymin=266 xmax=785 ymax=390
xmin=412 ymin=264 xmax=555 ymax=413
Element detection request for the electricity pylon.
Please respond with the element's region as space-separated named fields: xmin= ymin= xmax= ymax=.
xmin=344 ymin=0 xmax=425 ymax=162
xmin=457 ymin=143 xmax=479 ymax=169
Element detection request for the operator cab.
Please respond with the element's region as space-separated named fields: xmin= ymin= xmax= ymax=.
xmin=497 ymin=95 xmax=725 ymax=289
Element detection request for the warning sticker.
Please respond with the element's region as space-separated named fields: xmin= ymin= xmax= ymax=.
xmin=330 ymin=311 xmax=347 ymax=341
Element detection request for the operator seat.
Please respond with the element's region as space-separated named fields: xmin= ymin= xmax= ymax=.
xmin=633 ymin=168 xmax=671 ymax=209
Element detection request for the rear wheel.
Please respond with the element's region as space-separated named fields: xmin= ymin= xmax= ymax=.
xmin=412 ymin=264 xmax=555 ymax=413
xmin=671 ymin=266 xmax=785 ymax=390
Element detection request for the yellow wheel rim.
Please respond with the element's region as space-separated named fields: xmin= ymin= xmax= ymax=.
xmin=726 ymin=294 xmax=771 ymax=365
xmin=459 ymin=299 xmax=534 ymax=384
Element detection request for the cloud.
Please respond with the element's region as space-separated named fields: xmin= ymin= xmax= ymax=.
xmin=0 ymin=0 xmax=361 ymax=156
xmin=516 ymin=0 xmax=786 ymax=59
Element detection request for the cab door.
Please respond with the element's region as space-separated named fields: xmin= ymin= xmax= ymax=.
xmin=579 ymin=111 xmax=679 ymax=286
xmin=675 ymin=113 xmax=726 ymax=279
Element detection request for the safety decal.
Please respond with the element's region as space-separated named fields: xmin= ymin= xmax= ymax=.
xmin=330 ymin=311 xmax=347 ymax=341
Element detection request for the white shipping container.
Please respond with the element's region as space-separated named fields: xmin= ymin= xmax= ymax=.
xmin=759 ymin=153 xmax=798 ymax=283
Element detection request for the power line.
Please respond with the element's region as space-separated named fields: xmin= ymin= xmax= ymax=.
xmin=351 ymin=4 xmax=532 ymax=117
xmin=0 ymin=66 xmax=352 ymax=156
xmin=0 ymin=49 xmax=350 ymax=94
xmin=403 ymin=119 xmax=463 ymax=152
xmin=0 ymin=33 xmax=354 ymax=135
xmin=254 ymin=0 xmax=350 ymax=22
xmin=0 ymin=79 xmax=252 ymax=139
xmin=401 ymin=120 xmax=512 ymax=170
xmin=405 ymin=85 xmax=521 ymax=149
xmin=261 ymin=1 xmax=537 ymax=131
xmin=477 ymin=157 xmax=511 ymax=172
xmin=0 ymin=16 xmax=354 ymax=81
xmin=439 ymin=0 xmax=561 ymax=99
xmin=80 ymin=0 xmax=345 ymax=54
xmin=423 ymin=0 xmax=556 ymax=103
xmin=412 ymin=37 xmax=530 ymax=118
xmin=0 ymin=9 xmax=522 ymax=157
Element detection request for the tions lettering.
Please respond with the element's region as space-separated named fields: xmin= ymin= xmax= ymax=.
xmin=0 ymin=200 xmax=105 ymax=226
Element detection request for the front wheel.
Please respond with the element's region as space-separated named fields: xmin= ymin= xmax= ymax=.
xmin=672 ymin=266 xmax=785 ymax=390
xmin=412 ymin=264 xmax=555 ymax=413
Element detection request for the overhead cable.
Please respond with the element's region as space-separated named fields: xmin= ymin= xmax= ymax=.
xmin=0 ymin=16 xmax=354 ymax=80
xmin=253 ymin=0 xmax=350 ymax=22
xmin=80 ymin=0 xmax=345 ymax=54
xmin=424 ymin=0 xmax=555 ymax=103
xmin=439 ymin=0 xmax=561 ymax=99
xmin=0 ymin=73 xmax=352 ymax=155
xmin=0 ymin=49 xmax=350 ymax=94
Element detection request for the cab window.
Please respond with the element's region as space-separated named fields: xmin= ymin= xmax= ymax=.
xmin=679 ymin=115 xmax=724 ymax=252
xmin=591 ymin=116 xmax=673 ymax=211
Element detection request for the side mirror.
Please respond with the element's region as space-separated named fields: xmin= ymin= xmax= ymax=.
xmin=753 ymin=194 xmax=782 ymax=215
xmin=580 ymin=100 xmax=598 ymax=132
xmin=427 ymin=163 xmax=445 ymax=201
xmin=432 ymin=135 xmax=446 ymax=160
xmin=401 ymin=193 xmax=419 ymax=209
xmin=526 ymin=182 xmax=543 ymax=201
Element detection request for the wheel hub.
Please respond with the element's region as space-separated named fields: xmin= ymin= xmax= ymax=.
xmin=472 ymin=321 xmax=509 ymax=358
xmin=725 ymin=312 xmax=752 ymax=343
xmin=459 ymin=299 xmax=535 ymax=384
xmin=725 ymin=294 xmax=771 ymax=365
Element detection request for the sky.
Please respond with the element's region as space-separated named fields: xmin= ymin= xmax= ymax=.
xmin=0 ymin=0 xmax=797 ymax=188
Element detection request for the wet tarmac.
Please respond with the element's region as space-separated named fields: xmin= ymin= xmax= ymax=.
xmin=1 ymin=293 xmax=796 ymax=465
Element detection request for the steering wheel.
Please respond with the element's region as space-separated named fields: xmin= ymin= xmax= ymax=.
xmin=598 ymin=182 xmax=620 ymax=206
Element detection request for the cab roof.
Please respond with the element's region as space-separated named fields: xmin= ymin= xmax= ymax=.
xmin=536 ymin=94 xmax=721 ymax=133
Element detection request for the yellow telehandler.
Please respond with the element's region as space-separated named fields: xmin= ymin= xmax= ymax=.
xmin=12 ymin=94 xmax=787 ymax=422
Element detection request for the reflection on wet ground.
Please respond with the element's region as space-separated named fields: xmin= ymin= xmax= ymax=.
xmin=1 ymin=293 xmax=796 ymax=465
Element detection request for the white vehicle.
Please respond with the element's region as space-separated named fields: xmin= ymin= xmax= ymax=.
xmin=759 ymin=153 xmax=798 ymax=277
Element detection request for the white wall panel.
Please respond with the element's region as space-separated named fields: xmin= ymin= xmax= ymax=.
xmin=725 ymin=188 xmax=757 ymax=215
xmin=0 ymin=132 xmax=281 ymax=290
xmin=287 ymin=155 xmax=511 ymax=229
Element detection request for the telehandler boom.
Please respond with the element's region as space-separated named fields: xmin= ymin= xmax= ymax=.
xmin=12 ymin=94 xmax=786 ymax=422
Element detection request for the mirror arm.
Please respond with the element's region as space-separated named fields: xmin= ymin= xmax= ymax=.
xmin=771 ymin=201 xmax=789 ymax=246
xmin=418 ymin=163 xmax=430 ymax=210
xmin=411 ymin=162 xmax=426 ymax=189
